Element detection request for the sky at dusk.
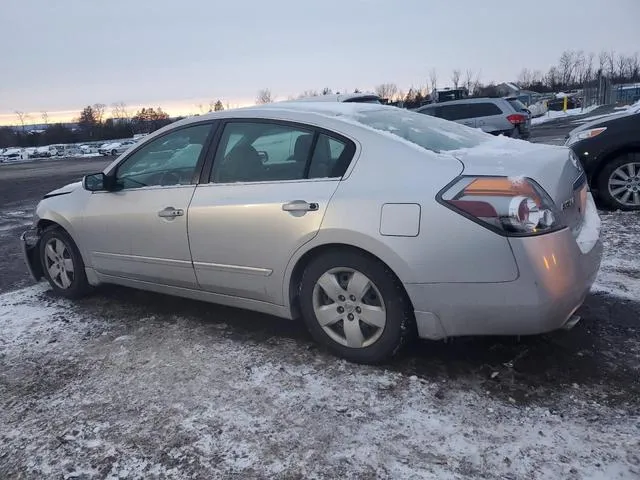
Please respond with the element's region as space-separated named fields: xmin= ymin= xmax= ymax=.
xmin=1 ymin=0 xmax=639 ymax=125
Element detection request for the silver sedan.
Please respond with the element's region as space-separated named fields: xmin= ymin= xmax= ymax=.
xmin=21 ymin=103 xmax=603 ymax=364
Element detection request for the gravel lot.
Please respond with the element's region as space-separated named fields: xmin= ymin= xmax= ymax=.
xmin=1 ymin=148 xmax=639 ymax=479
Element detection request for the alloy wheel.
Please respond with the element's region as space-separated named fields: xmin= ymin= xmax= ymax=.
xmin=312 ymin=267 xmax=386 ymax=348
xmin=608 ymin=162 xmax=640 ymax=207
xmin=44 ymin=237 xmax=75 ymax=289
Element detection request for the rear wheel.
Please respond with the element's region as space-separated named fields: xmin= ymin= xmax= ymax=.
xmin=299 ymin=250 xmax=414 ymax=364
xmin=597 ymin=153 xmax=640 ymax=211
xmin=39 ymin=226 xmax=92 ymax=299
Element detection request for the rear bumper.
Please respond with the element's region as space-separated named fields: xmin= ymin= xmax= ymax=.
xmin=407 ymin=195 xmax=603 ymax=339
xmin=21 ymin=228 xmax=43 ymax=281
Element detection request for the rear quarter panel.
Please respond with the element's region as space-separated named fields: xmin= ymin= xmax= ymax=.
xmin=283 ymin=131 xmax=520 ymax=301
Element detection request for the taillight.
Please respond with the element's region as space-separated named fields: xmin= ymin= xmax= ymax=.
xmin=507 ymin=114 xmax=526 ymax=125
xmin=439 ymin=176 xmax=564 ymax=236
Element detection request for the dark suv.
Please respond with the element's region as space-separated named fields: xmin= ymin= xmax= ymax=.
xmin=415 ymin=97 xmax=531 ymax=139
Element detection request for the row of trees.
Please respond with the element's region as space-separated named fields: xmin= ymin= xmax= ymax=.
xmin=254 ymin=49 xmax=639 ymax=109
xmin=1 ymin=102 xmax=185 ymax=148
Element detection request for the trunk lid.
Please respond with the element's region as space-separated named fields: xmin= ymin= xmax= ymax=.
xmin=450 ymin=136 xmax=587 ymax=237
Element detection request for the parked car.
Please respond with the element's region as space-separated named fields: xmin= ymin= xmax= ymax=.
xmin=51 ymin=144 xmax=82 ymax=157
xmin=283 ymin=92 xmax=382 ymax=104
xmin=565 ymin=108 xmax=640 ymax=210
xmin=1 ymin=148 xmax=27 ymax=161
xmin=21 ymin=103 xmax=601 ymax=364
xmin=98 ymin=140 xmax=137 ymax=156
xmin=415 ymin=97 xmax=531 ymax=139
xmin=35 ymin=146 xmax=55 ymax=158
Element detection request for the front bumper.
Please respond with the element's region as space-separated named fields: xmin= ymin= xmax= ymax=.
xmin=407 ymin=195 xmax=603 ymax=339
xmin=21 ymin=228 xmax=43 ymax=281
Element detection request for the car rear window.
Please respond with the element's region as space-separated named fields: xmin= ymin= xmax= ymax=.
xmin=506 ymin=98 xmax=527 ymax=112
xmin=351 ymin=108 xmax=488 ymax=153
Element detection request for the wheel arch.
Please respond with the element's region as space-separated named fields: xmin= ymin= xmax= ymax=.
xmin=286 ymin=242 xmax=414 ymax=319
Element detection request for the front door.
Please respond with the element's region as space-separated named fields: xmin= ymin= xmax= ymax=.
xmin=188 ymin=120 xmax=356 ymax=304
xmin=79 ymin=123 xmax=214 ymax=288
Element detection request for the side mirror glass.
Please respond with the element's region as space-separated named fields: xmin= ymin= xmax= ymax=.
xmin=83 ymin=172 xmax=107 ymax=191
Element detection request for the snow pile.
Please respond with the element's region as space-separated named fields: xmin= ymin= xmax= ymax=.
xmin=532 ymin=105 xmax=600 ymax=126
xmin=1 ymin=285 xmax=639 ymax=478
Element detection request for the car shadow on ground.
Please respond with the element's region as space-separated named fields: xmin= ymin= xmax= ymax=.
xmin=66 ymin=284 xmax=640 ymax=412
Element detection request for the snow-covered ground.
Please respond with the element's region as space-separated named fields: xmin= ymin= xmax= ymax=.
xmin=531 ymin=105 xmax=600 ymax=126
xmin=1 ymin=211 xmax=639 ymax=479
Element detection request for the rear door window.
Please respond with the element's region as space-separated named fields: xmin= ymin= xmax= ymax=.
xmin=467 ymin=103 xmax=503 ymax=117
xmin=438 ymin=104 xmax=469 ymax=121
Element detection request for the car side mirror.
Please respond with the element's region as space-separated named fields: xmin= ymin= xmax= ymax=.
xmin=83 ymin=172 xmax=116 ymax=192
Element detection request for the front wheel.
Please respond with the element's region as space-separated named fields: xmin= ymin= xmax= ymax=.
xmin=597 ymin=153 xmax=640 ymax=211
xmin=111 ymin=149 xmax=118 ymax=156
xmin=39 ymin=226 xmax=92 ymax=299
xmin=299 ymin=250 xmax=414 ymax=364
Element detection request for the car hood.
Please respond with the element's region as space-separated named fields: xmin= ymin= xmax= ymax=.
xmin=43 ymin=181 xmax=82 ymax=199
xmin=568 ymin=110 xmax=637 ymax=136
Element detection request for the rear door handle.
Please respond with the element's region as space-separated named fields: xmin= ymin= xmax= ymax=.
xmin=282 ymin=200 xmax=319 ymax=212
xmin=158 ymin=207 xmax=184 ymax=218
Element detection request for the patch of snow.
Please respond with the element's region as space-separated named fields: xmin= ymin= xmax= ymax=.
xmin=531 ymin=105 xmax=600 ymax=126
xmin=1 ymin=285 xmax=639 ymax=478
xmin=576 ymin=195 xmax=601 ymax=254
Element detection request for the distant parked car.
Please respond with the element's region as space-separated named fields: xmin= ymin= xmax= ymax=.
xmin=1 ymin=148 xmax=27 ymax=161
xmin=51 ymin=144 xmax=82 ymax=157
xmin=98 ymin=140 xmax=137 ymax=156
xmin=566 ymin=109 xmax=640 ymax=210
xmin=21 ymin=102 xmax=601 ymax=364
xmin=282 ymin=92 xmax=382 ymax=104
xmin=415 ymin=97 xmax=531 ymax=139
xmin=35 ymin=146 xmax=55 ymax=158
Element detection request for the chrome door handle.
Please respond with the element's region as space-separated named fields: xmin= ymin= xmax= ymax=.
xmin=158 ymin=207 xmax=184 ymax=218
xmin=282 ymin=200 xmax=319 ymax=212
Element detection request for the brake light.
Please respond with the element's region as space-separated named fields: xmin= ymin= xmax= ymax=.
xmin=439 ymin=176 xmax=563 ymax=236
xmin=507 ymin=114 xmax=526 ymax=125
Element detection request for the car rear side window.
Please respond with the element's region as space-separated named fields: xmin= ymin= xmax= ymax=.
xmin=466 ymin=103 xmax=503 ymax=117
xmin=438 ymin=104 xmax=469 ymax=121
xmin=507 ymin=98 xmax=527 ymax=112
xmin=211 ymin=122 xmax=355 ymax=183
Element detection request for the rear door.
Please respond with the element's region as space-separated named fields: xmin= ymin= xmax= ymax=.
xmin=473 ymin=102 xmax=509 ymax=134
xmin=188 ymin=120 xmax=356 ymax=305
xmin=439 ymin=104 xmax=475 ymax=127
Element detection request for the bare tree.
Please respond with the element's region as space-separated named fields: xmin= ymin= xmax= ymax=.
xmin=598 ymin=50 xmax=608 ymax=75
xmin=583 ymin=52 xmax=595 ymax=83
xmin=92 ymin=103 xmax=106 ymax=124
xmin=428 ymin=68 xmax=438 ymax=93
xmin=298 ymin=89 xmax=319 ymax=98
xmin=517 ymin=68 xmax=533 ymax=87
xmin=15 ymin=111 xmax=27 ymax=132
xmin=606 ymin=50 xmax=616 ymax=77
xmin=256 ymin=88 xmax=273 ymax=104
xmin=558 ymin=50 xmax=575 ymax=87
xmin=374 ymin=83 xmax=398 ymax=101
xmin=451 ymin=69 xmax=461 ymax=89
xmin=111 ymin=101 xmax=129 ymax=120
xmin=629 ymin=52 xmax=640 ymax=82
xmin=41 ymin=111 xmax=49 ymax=126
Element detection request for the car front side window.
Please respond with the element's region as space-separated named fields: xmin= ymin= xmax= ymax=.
xmin=115 ymin=124 xmax=212 ymax=189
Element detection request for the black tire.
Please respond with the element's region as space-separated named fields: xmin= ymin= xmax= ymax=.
xmin=111 ymin=149 xmax=117 ymax=156
xmin=299 ymin=249 xmax=415 ymax=364
xmin=39 ymin=226 xmax=92 ymax=299
xmin=597 ymin=152 xmax=640 ymax=211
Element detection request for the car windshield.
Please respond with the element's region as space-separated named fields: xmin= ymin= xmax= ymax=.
xmin=350 ymin=107 xmax=489 ymax=152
